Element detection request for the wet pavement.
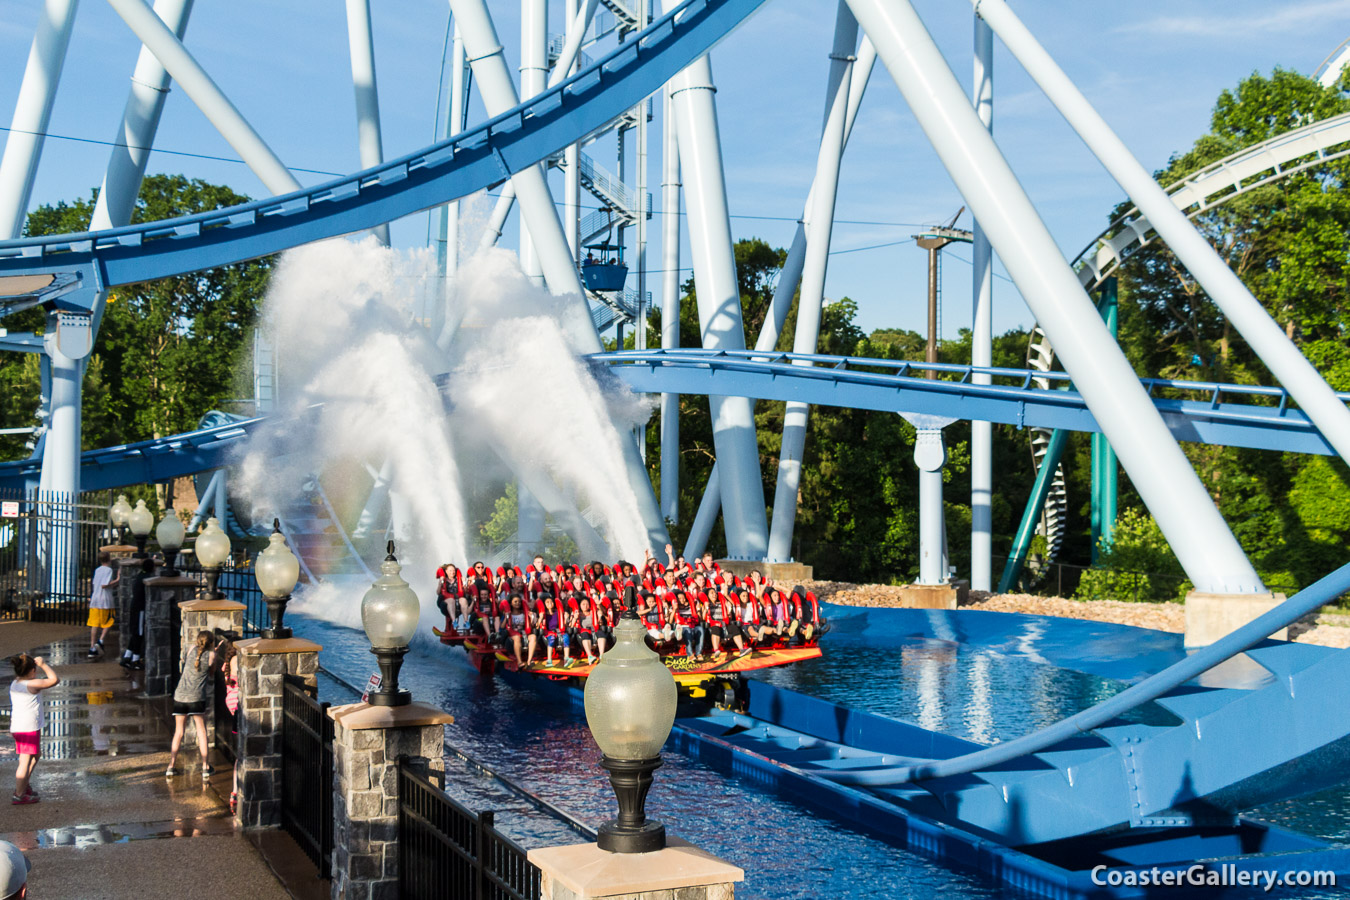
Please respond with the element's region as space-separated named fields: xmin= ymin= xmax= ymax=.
xmin=0 ymin=620 xmax=314 ymax=899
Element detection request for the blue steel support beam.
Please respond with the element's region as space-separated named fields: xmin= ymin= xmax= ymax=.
xmin=597 ymin=350 xmax=1348 ymax=457
xmin=1 ymin=352 xmax=1341 ymax=492
xmin=0 ymin=0 xmax=768 ymax=294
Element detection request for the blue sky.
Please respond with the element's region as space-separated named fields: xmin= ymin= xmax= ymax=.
xmin=3 ymin=0 xmax=1349 ymax=342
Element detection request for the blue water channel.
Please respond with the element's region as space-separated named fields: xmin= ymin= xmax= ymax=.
xmin=293 ymin=607 xmax=1349 ymax=899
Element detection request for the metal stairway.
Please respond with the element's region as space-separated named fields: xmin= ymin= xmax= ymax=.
xmin=1025 ymin=326 xmax=1068 ymax=569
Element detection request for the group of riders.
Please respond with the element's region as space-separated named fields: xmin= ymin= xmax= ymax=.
xmin=436 ymin=546 xmax=828 ymax=669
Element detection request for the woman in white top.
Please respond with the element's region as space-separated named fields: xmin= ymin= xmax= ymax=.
xmin=8 ymin=653 xmax=58 ymax=805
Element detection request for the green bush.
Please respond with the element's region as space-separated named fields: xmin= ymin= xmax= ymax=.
xmin=1076 ymin=508 xmax=1192 ymax=602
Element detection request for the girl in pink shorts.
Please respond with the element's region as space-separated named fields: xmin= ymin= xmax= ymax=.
xmin=9 ymin=653 xmax=59 ymax=804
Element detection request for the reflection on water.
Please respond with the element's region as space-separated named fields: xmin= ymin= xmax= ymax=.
xmin=296 ymin=613 xmax=1343 ymax=900
xmin=301 ymin=614 xmax=998 ymax=900
xmin=751 ymin=634 xmax=1175 ymax=744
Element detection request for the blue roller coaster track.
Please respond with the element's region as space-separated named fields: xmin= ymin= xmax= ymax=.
xmin=2 ymin=0 xmax=1349 ymax=870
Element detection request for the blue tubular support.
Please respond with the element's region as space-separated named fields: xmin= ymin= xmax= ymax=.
xmin=816 ymin=559 xmax=1350 ymax=787
xmin=597 ymin=350 xmax=1350 ymax=456
xmin=0 ymin=0 xmax=768 ymax=291
xmin=997 ymin=427 xmax=1067 ymax=593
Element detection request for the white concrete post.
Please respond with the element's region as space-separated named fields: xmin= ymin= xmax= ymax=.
xmin=0 ymin=0 xmax=80 ymax=239
xmin=969 ymin=14 xmax=994 ymax=592
xmin=447 ymin=0 xmax=670 ymax=552
xmin=846 ymin=0 xmax=1263 ymax=594
xmin=659 ymin=83 xmax=682 ymax=524
xmin=972 ymin=0 xmax=1350 ymax=468
xmin=661 ymin=1 xmax=768 ymax=559
xmin=766 ymin=2 xmax=857 ymax=562
xmin=345 ymin=0 xmax=390 ymax=246
xmin=105 ymin=0 xmax=300 ymax=195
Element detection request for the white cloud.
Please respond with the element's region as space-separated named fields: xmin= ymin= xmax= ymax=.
xmin=1119 ymin=0 xmax=1350 ymax=40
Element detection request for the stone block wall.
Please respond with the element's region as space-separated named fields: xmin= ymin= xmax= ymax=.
xmin=234 ymin=638 xmax=321 ymax=829
xmin=143 ymin=575 xmax=196 ymax=696
xmin=329 ymin=703 xmax=451 ymax=900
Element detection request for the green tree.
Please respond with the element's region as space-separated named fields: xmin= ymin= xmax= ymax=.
xmin=4 ymin=175 xmax=271 ymax=459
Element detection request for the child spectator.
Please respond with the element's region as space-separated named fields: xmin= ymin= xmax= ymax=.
xmin=9 ymin=653 xmax=58 ymax=804
xmin=167 ymin=630 xmax=216 ymax=779
xmin=87 ymin=551 xmax=121 ymax=658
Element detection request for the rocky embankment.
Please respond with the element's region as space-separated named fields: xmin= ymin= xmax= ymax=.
xmin=804 ymin=580 xmax=1350 ymax=649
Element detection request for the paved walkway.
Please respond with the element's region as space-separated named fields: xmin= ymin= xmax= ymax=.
xmin=0 ymin=620 xmax=320 ymax=899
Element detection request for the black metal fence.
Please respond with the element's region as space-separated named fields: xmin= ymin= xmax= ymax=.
xmin=212 ymin=628 xmax=241 ymax=763
xmin=280 ymin=674 xmax=334 ymax=874
xmin=180 ymin=555 xmax=267 ymax=635
xmin=0 ymin=488 xmax=113 ymax=624
xmin=398 ymin=759 xmax=541 ymax=900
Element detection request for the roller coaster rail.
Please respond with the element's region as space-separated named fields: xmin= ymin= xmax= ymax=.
xmin=597 ymin=349 xmax=1349 ymax=456
xmin=0 ymin=0 xmax=766 ymax=307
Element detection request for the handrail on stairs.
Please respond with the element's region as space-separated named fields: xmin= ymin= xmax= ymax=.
xmin=814 ymin=559 xmax=1350 ymax=786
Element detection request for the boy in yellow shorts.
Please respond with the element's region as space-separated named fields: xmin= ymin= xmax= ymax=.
xmin=87 ymin=552 xmax=121 ymax=658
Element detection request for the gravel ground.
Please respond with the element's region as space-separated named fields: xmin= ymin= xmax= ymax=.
xmin=806 ymin=580 xmax=1350 ymax=648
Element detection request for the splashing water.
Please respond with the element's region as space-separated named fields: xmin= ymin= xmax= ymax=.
xmin=235 ymin=233 xmax=653 ymax=629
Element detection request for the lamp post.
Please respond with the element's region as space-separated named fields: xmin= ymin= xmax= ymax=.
xmin=196 ymin=517 xmax=232 ymax=600
xmin=255 ymin=519 xmax=300 ymax=639
xmin=128 ymin=499 xmax=154 ymax=556
xmin=109 ymin=494 xmax=132 ymax=545
xmin=156 ymin=508 xmax=185 ymax=576
xmin=360 ymin=541 xmax=420 ymax=707
xmin=583 ymin=608 xmax=678 ymax=853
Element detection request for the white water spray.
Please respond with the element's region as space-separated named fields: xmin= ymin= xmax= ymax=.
xmin=236 ymin=232 xmax=653 ymax=630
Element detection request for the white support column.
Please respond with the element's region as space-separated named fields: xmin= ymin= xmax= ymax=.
xmin=478 ymin=0 xmax=599 ymax=255
xmin=518 ymin=0 xmax=547 ymax=285
xmin=846 ymin=0 xmax=1262 ymax=594
xmin=916 ymin=430 xmax=947 ymax=584
xmin=435 ymin=25 xmax=467 ymax=350
xmin=683 ymin=37 xmax=876 ymax=560
xmin=106 ymin=0 xmax=299 ymax=195
xmin=90 ymin=0 xmax=194 ymax=231
xmin=766 ymin=1 xmax=857 ymax=562
xmin=659 ymin=83 xmax=681 ymax=524
xmin=662 ymin=3 xmax=768 ymax=560
xmin=43 ymin=332 xmax=81 ymax=597
xmin=634 ymin=0 xmax=650 ymax=460
xmin=346 ymin=0 xmax=390 ymax=245
xmin=0 ymin=0 xmax=80 ymax=239
xmin=563 ymin=0 xmax=582 ymax=260
xmin=972 ymin=0 xmax=1350 ymax=467
xmin=448 ymin=0 xmax=669 ymax=551
xmin=969 ymin=14 xmax=994 ymax=592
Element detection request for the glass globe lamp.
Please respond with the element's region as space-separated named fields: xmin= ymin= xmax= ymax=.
xmin=156 ymin=508 xmax=185 ymax=576
xmin=361 ymin=541 xmax=420 ymax=707
xmin=583 ymin=608 xmax=678 ymax=853
xmin=127 ymin=499 xmax=154 ymax=555
xmin=255 ymin=520 xmax=300 ymax=638
xmin=109 ymin=494 xmax=133 ymax=544
xmin=196 ymin=517 xmax=232 ymax=600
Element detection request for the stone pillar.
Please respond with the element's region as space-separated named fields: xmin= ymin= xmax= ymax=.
xmin=175 ymin=598 xmax=246 ymax=751
xmin=142 ymin=574 xmax=197 ymax=696
xmin=235 ymin=637 xmax=322 ymax=829
xmin=328 ymin=702 xmax=453 ymax=899
xmin=113 ymin=555 xmax=141 ymax=641
xmin=1184 ymin=591 xmax=1288 ymax=648
xmin=530 ymin=839 xmax=744 ymax=900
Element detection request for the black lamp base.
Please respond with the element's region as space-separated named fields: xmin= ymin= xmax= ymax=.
xmin=597 ymin=755 xmax=665 ymax=853
xmin=201 ymin=566 xmax=224 ymax=601
xmin=369 ymin=646 xmax=410 ymax=706
xmin=133 ymin=535 xmax=148 ymax=556
xmin=159 ymin=548 xmax=180 ymax=578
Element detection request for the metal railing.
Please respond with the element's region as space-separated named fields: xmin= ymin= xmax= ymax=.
xmin=398 ymin=759 xmax=541 ymax=900
xmin=280 ymin=674 xmax=334 ymax=875
xmin=179 ymin=554 xmax=268 ymax=635
xmin=0 ymin=487 xmax=113 ymax=625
